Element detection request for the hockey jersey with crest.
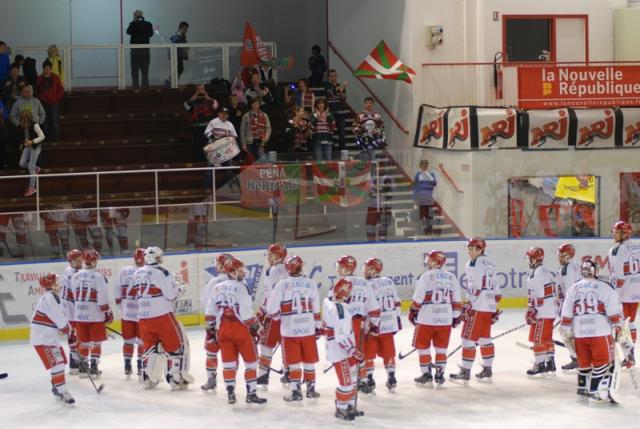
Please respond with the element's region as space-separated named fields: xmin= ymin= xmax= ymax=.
xmin=266 ymin=275 xmax=320 ymax=337
xmin=71 ymin=268 xmax=110 ymax=322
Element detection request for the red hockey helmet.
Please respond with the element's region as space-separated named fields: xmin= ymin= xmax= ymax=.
xmin=556 ymin=243 xmax=575 ymax=259
xmin=333 ymin=278 xmax=353 ymax=302
xmin=266 ymin=243 xmax=287 ymax=262
xmin=363 ymin=258 xmax=383 ymax=278
xmin=526 ymin=247 xmax=545 ymax=265
xmin=215 ymin=253 xmax=233 ymax=268
xmin=133 ymin=247 xmax=145 ymax=267
xmin=82 ymin=249 xmax=101 ymax=266
xmin=284 ymin=255 xmax=304 ymax=276
xmin=336 ymin=255 xmax=357 ymax=275
xmin=39 ymin=273 xmax=58 ymax=290
xmin=425 ymin=250 xmax=447 ymax=269
xmin=466 ymin=237 xmax=486 ymax=251
xmin=612 ymin=221 xmax=632 ymax=241
xmin=66 ymin=249 xmax=83 ymax=268
xmin=223 ymin=258 xmax=245 ymax=278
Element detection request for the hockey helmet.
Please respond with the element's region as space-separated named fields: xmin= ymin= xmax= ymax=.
xmin=66 ymin=249 xmax=83 ymax=268
xmin=363 ymin=258 xmax=383 ymax=278
xmin=580 ymin=259 xmax=598 ymax=278
xmin=336 ymin=255 xmax=357 ymax=275
xmin=556 ymin=243 xmax=575 ymax=259
xmin=612 ymin=221 xmax=632 ymax=242
xmin=284 ymin=255 xmax=304 ymax=276
xmin=39 ymin=273 xmax=59 ymax=291
xmin=526 ymin=247 xmax=544 ymax=266
xmin=333 ymin=278 xmax=353 ymax=302
xmin=223 ymin=258 xmax=245 ymax=279
xmin=266 ymin=243 xmax=287 ymax=263
xmin=144 ymin=246 xmax=163 ymax=265
xmin=133 ymin=247 xmax=145 ymax=267
xmin=425 ymin=250 xmax=447 ymax=269
xmin=82 ymin=249 xmax=101 ymax=267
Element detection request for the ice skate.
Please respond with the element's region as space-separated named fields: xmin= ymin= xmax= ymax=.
xmin=562 ymin=357 xmax=578 ymax=372
xmin=449 ymin=367 xmax=471 ymax=385
xmin=358 ymin=374 xmax=375 ymax=394
xmin=544 ymin=358 xmax=556 ymax=377
xmin=124 ymin=359 xmax=132 ymax=379
xmin=201 ymin=375 xmax=217 ymax=391
xmin=169 ymin=374 xmax=190 ymax=391
xmin=306 ymin=381 xmax=320 ymax=398
xmin=335 ymin=405 xmax=354 ymax=423
xmin=526 ymin=362 xmax=546 ymax=378
xmin=143 ymin=374 xmax=159 ymax=390
xmin=576 ymin=387 xmax=589 ymax=403
xmin=78 ymin=359 xmax=89 ymax=379
xmin=256 ymin=373 xmax=269 ymax=389
xmin=476 ymin=366 xmax=493 ymax=383
xmin=415 ymin=368 xmax=433 ymax=387
xmin=52 ymin=387 xmax=75 ymax=405
xmin=68 ymin=357 xmax=79 ymax=376
xmin=385 ymin=372 xmax=397 ymax=391
xmin=284 ymin=387 xmax=303 ymax=402
xmin=226 ymin=385 xmax=236 ymax=404
xmin=280 ymin=371 xmax=290 ymax=385
xmin=90 ymin=360 xmax=101 ymax=378
xmin=246 ymin=391 xmax=267 ymax=405
xmin=587 ymin=390 xmax=618 ymax=406
xmin=434 ymin=366 xmax=445 ymax=387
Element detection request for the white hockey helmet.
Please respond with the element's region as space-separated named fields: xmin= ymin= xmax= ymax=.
xmin=144 ymin=246 xmax=164 ymax=265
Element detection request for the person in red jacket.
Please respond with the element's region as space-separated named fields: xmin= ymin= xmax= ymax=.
xmin=36 ymin=61 xmax=64 ymax=143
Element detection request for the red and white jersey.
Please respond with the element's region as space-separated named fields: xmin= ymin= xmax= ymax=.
xmin=204 ymin=279 xmax=256 ymax=327
xmin=608 ymin=240 xmax=640 ymax=303
xmin=71 ymin=268 xmax=110 ymax=322
xmin=322 ymin=298 xmax=355 ymax=363
xmin=527 ymin=265 xmax=557 ymax=319
xmin=204 ymin=117 xmax=238 ymax=140
xmin=30 ymin=291 xmax=70 ymax=346
xmin=557 ymin=261 xmax=581 ymax=301
xmin=464 ymin=255 xmax=500 ymax=312
xmin=353 ymin=111 xmax=384 ymax=135
xmin=60 ymin=265 xmax=78 ymax=320
xmin=369 ymin=276 xmax=401 ymax=334
xmin=259 ymin=263 xmax=288 ymax=311
xmin=266 ymin=275 xmax=320 ymax=337
xmin=135 ymin=264 xmax=182 ymax=320
xmin=200 ymin=273 xmax=229 ymax=312
xmin=561 ymin=278 xmax=622 ymax=338
xmin=115 ymin=265 xmax=139 ymax=322
xmin=412 ymin=269 xmax=461 ymax=326
xmin=344 ymin=275 xmax=380 ymax=320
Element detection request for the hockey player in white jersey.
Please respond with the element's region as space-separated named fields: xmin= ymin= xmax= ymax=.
xmin=200 ymin=253 xmax=232 ymax=391
xmin=608 ymin=221 xmax=640 ymax=368
xmin=31 ymin=273 xmax=76 ymax=405
xmin=322 ymin=278 xmax=364 ymax=422
xmin=335 ymin=255 xmax=380 ymax=393
xmin=61 ymin=249 xmax=82 ymax=374
xmin=556 ymin=243 xmax=581 ymax=371
xmin=71 ymin=249 xmax=112 ymax=378
xmin=525 ymin=247 xmax=558 ymax=377
xmin=411 ymin=250 xmax=461 ymax=387
xmin=450 ymin=238 xmax=501 ymax=384
xmin=561 ymin=259 xmax=623 ymax=404
xmin=266 ymin=255 xmax=321 ymax=401
xmin=205 ymin=257 xmax=267 ymax=405
xmin=115 ymin=248 xmax=145 ymax=378
xmin=362 ymin=257 xmax=401 ymax=392
xmin=135 ymin=246 xmax=192 ymax=391
xmin=256 ymin=244 xmax=288 ymax=387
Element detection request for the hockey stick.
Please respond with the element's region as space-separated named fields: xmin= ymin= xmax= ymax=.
xmin=516 ymin=340 xmax=566 ymax=350
xmin=0 ymin=372 xmax=7 ymax=379
xmin=353 ymin=319 xmax=366 ymax=417
xmin=398 ymin=348 xmax=417 ymax=360
xmin=78 ymin=359 xmax=105 ymax=394
xmin=107 ymin=326 xmax=123 ymax=337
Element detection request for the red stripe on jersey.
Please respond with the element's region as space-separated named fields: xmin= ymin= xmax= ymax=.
xmin=561 ymin=317 xmax=573 ymax=326
xmin=280 ymin=300 xmax=313 ymax=315
xmin=32 ymin=311 xmax=57 ymax=328
xmin=543 ymin=283 xmax=555 ymax=299
xmin=609 ymin=315 xmax=622 ymax=324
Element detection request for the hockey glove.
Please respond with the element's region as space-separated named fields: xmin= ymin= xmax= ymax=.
xmin=452 ymin=316 xmax=463 ymax=328
xmin=315 ymin=327 xmax=324 ymax=339
xmin=408 ymin=308 xmax=418 ymax=326
xmin=525 ymin=307 xmax=537 ymax=325
xmin=491 ymin=309 xmax=502 ymax=325
xmin=104 ymin=309 xmax=114 ymax=324
xmin=249 ymin=321 xmax=262 ymax=342
xmin=67 ymin=327 xmax=77 ymax=346
xmin=349 ymin=347 xmax=364 ymax=362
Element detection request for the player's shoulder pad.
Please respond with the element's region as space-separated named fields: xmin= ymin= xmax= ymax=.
xmin=154 ymin=266 xmax=170 ymax=277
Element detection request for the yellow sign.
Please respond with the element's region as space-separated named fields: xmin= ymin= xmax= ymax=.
xmin=554 ymin=176 xmax=596 ymax=203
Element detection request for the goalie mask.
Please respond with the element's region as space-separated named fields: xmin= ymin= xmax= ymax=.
xmin=144 ymin=246 xmax=163 ymax=265
xmin=215 ymin=253 xmax=233 ymax=271
xmin=580 ymin=259 xmax=598 ymax=278
xmin=223 ymin=258 xmax=245 ymax=280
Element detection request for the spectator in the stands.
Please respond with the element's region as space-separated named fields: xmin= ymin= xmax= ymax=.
xmin=22 ymin=56 xmax=38 ymax=87
xmin=0 ymin=99 xmax=7 ymax=168
xmin=310 ymin=98 xmax=336 ymax=161
xmin=3 ymin=64 xmax=24 ymax=107
xmin=286 ymin=106 xmax=311 ymax=154
xmin=13 ymin=55 xmax=24 ymax=74
xmin=36 ymin=61 xmax=64 ymax=143
xmin=10 ymin=84 xmax=46 ymax=129
xmin=46 ymin=44 xmax=64 ymax=85
xmin=228 ymin=93 xmax=245 ymax=135
xmin=126 ymin=9 xmax=154 ymax=88
xmin=256 ymin=62 xmax=278 ymax=103
xmin=18 ymin=110 xmax=45 ymax=197
xmin=325 ymin=69 xmax=348 ymax=151
xmin=284 ymin=78 xmax=315 ymax=111
xmin=231 ymin=70 xmax=246 ymax=104
xmin=170 ymin=21 xmax=189 ymax=79
xmin=244 ymin=72 xmax=273 ymax=106
xmin=308 ymin=45 xmax=326 ymax=87
xmin=183 ymin=84 xmax=218 ymax=162
xmin=0 ymin=41 xmax=9 ymax=85
xmin=240 ymin=97 xmax=271 ymax=161
xmin=413 ymin=159 xmax=438 ymax=236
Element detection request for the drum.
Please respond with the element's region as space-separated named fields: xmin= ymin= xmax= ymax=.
xmin=203 ymin=136 xmax=240 ymax=164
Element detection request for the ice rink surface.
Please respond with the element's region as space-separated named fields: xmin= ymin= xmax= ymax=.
xmin=1 ymin=310 xmax=639 ymax=429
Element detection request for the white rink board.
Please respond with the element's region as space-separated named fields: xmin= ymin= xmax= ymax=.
xmin=0 ymin=238 xmax=616 ymax=332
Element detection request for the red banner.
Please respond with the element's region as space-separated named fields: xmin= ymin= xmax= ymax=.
xmin=239 ymin=164 xmax=307 ymax=208
xmin=518 ymin=65 xmax=640 ymax=109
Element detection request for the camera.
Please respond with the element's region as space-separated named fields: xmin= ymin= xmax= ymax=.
xmin=289 ymin=84 xmax=296 ymax=90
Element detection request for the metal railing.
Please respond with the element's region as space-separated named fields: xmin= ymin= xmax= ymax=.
xmin=12 ymin=41 xmax=277 ymax=91
xmin=421 ymin=60 xmax=640 ymax=107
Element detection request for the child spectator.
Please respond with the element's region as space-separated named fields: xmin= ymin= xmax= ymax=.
xmin=308 ymin=45 xmax=326 ymax=87
xmin=0 ymin=41 xmax=9 ymax=84
xmin=309 ymin=98 xmax=336 ymax=161
xmin=284 ymin=78 xmax=315 ymax=111
xmin=240 ymin=97 xmax=271 ymax=161
xmin=36 ymin=61 xmax=64 ymax=142
xmin=244 ymin=72 xmax=273 ymax=106
xmin=183 ymin=84 xmax=218 ymax=162
xmin=285 ymin=106 xmax=311 ymax=154
xmin=231 ymin=71 xmax=246 ymax=104
xmin=170 ymin=21 xmax=189 ymax=79
xmin=10 ymin=84 xmax=45 ymax=128
xmin=413 ymin=159 xmax=438 ymax=235
xmin=18 ymin=110 xmax=45 ymax=197
xmin=46 ymin=45 xmax=64 ymax=85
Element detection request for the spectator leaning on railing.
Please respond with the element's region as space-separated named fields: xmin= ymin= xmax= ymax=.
xmin=170 ymin=21 xmax=189 ymax=79
xmin=184 ymin=84 xmax=218 ymax=162
xmin=18 ymin=110 xmax=45 ymax=197
xmin=36 ymin=61 xmax=64 ymax=143
xmin=240 ymin=97 xmax=271 ymax=161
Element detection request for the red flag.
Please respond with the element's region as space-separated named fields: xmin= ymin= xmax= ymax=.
xmin=354 ymin=40 xmax=416 ymax=83
xmin=312 ymin=161 xmax=371 ymax=207
xmin=241 ymin=22 xmax=270 ymax=66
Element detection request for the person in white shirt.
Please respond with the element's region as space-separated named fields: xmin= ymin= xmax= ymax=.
xmin=204 ymin=107 xmax=237 ymax=142
xmin=31 ymin=273 xmax=75 ymax=405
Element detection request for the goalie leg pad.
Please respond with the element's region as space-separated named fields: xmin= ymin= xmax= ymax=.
xmin=145 ymin=344 xmax=168 ymax=384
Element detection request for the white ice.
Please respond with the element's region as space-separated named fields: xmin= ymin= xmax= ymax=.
xmin=1 ymin=310 xmax=639 ymax=429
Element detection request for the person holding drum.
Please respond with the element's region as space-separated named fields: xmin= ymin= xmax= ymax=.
xmin=203 ymin=107 xmax=241 ymax=188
